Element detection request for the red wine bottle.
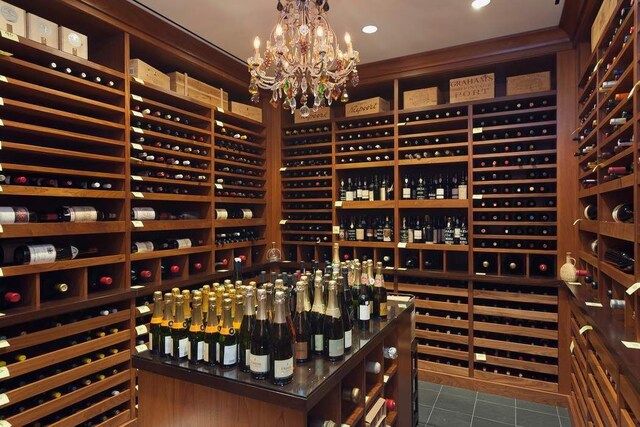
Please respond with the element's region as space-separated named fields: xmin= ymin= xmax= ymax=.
xmin=0 ymin=287 xmax=21 ymax=308
xmin=612 ymin=203 xmax=633 ymax=223
xmin=13 ymin=244 xmax=97 ymax=265
xmin=0 ymin=207 xmax=38 ymax=223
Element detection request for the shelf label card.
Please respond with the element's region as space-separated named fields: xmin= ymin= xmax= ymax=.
xmin=132 ymin=111 xmax=143 ymax=117
xmin=136 ymin=305 xmax=151 ymax=314
xmin=132 ymin=191 xmax=144 ymax=198
xmin=628 ymin=80 xmax=640 ymax=99
xmin=215 ymin=120 xmax=224 ymax=127
xmin=572 ymin=219 xmax=581 ymax=226
xmin=475 ymin=272 xmax=486 ymax=276
xmin=0 ymin=393 xmax=9 ymax=406
xmin=131 ymin=94 xmax=143 ymax=102
xmin=216 ymin=107 xmax=224 ymax=113
xmin=0 ymin=339 xmax=8 ymax=349
xmin=585 ymin=302 xmax=603 ymax=308
xmin=621 ymin=340 xmax=640 ymax=350
xmin=279 ymin=220 xmax=287 ymax=225
xmin=474 ymin=353 xmax=487 ymax=361
xmin=0 ymin=224 xmax=3 ymax=233
xmin=279 ymin=167 xmax=287 ymax=172
xmin=214 ymin=183 xmax=223 ymax=189
xmin=334 ymin=201 xmax=343 ymax=207
xmin=384 ymin=374 xmax=390 ymax=383
xmin=0 ymin=97 xmax=4 ymax=106
xmin=398 ymin=242 xmax=408 ymax=248
xmin=0 ymin=119 xmax=4 ymax=126
xmin=0 ymin=420 xmax=11 ymax=427
xmin=397 ymin=267 xmax=407 ymax=271
xmin=579 ymin=325 xmax=593 ymax=335
xmin=0 ymin=268 xmax=4 ymax=277
xmin=0 ymin=50 xmax=12 ymax=57
xmin=135 ymin=344 xmax=148 ymax=353
xmin=0 ymin=141 xmax=3 ymax=150
xmin=472 ymin=127 xmax=483 ymax=134
xmin=0 ymin=366 xmax=8 ymax=379
xmin=131 ymin=143 xmax=143 ymax=150
xmin=472 ymin=194 xmax=483 ymax=200
xmin=131 ymin=285 xmax=144 ymax=289
xmin=570 ymin=340 xmax=575 ymax=353
xmin=132 ymin=127 xmax=144 ymax=134
xmin=131 ymin=220 xmax=144 ymax=228
xmin=397 ymin=122 xmax=406 ymax=127
xmin=135 ymin=325 xmax=148 ymax=335
xmin=133 ymin=77 xmax=145 ymax=85
xmin=385 ymin=266 xmax=394 ymax=270
xmin=626 ymin=282 xmax=640 ymax=295
xmin=131 ymin=175 xmax=143 ymax=181
xmin=332 ymin=226 xmax=340 ymax=234
xmin=568 ymin=282 xmax=582 ymax=286
xmin=0 ymin=75 xmax=7 ymax=83
xmin=0 ymin=30 xmax=18 ymax=42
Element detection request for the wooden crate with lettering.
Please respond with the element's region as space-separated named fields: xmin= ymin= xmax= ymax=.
xmin=449 ymin=73 xmax=494 ymax=103
xmin=345 ymin=97 xmax=390 ymax=117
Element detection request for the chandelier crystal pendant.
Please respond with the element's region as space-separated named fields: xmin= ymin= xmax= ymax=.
xmin=247 ymin=0 xmax=360 ymax=117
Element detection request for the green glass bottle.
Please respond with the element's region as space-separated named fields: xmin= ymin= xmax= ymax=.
xmin=323 ymin=281 xmax=345 ymax=362
xmin=238 ymin=288 xmax=256 ymax=372
xmin=149 ymin=291 xmax=163 ymax=354
xmin=270 ymin=291 xmax=293 ymax=385
xmin=188 ymin=297 xmax=205 ymax=364
xmin=171 ymin=295 xmax=188 ymax=360
xmin=204 ymin=295 xmax=219 ymax=366
xmin=218 ymin=298 xmax=238 ymax=368
xmin=159 ymin=293 xmax=173 ymax=357
xmin=250 ymin=288 xmax=271 ymax=379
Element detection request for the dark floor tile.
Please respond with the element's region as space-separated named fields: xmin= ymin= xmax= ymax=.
xmin=419 ymin=405 xmax=432 ymax=423
xmin=477 ymin=391 xmax=516 ymax=407
xmin=419 ymin=389 xmax=439 ymax=407
xmin=427 ymin=408 xmax=472 ymax=427
xmin=472 ymin=417 xmax=513 ymax=427
xmin=441 ymin=385 xmax=477 ymax=399
xmin=557 ymin=407 xmax=570 ymax=418
xmin=516 ymin=408 xmax=561 ymax=427
xmin=419 ymin=381 xmax=443 ymax=392
xmin=516 ymin=400 xmax=558 ymax=416
xmin=474 ymin=400 xmax=516 ymax=424
xmin=434 ymin=392 xmax=476 ymax=415
xmin=559 ymin=416 xmax=572 ymax=427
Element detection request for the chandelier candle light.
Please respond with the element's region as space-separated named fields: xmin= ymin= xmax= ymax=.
xmin=248 ymin=0 xmax=360 ymax=117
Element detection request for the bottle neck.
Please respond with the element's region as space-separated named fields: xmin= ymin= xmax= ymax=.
xmin=296 ymin=286 xmax=306 ymax=313
xmin=312 ymin=280 xmax=324 ymax=312
xmin=151 ymin=295 xmax=163 ymax=320
xmin=173 ymin=303 xmax=185 ymax=329
xmin=191 ymin=305 xmax=203 ymax=328
xmin=221 ymin=305 xmax=233 ymax=328
xmin=326 ymin=286 xmax=340 ymax=319
xmin=162 ymin=299 xmax=173 ymax=322
xmin=256 ymin=297 xmax=268 ymax=321
xmin=273 ymin=299 xmax=287 ymax=324
xmin=244 ymin=293 xmax=255 ymax=316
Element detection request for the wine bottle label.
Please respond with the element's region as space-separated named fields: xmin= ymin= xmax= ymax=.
xmin=379 ymin=302 xmax=388 ymax=316
xmin=414 ymin=229 xmax=423 ymax=241
xmin=67 ymin=206 xmax=98 ymax=222
xmin=362 ymin=189 xmax=369 ymax=199
xmin=149 ymin=333 xmax=153 ymax=350
xmin=313 ymin=334 xmax=324 ymax=352
xmin=175 ymin=239 xmax=192 ymax=249
xmin=164 ymin=336 xmax=173 ymax=356
xmin=458 ymin=184 xmax=468 ymax=200
xmin=216 ymin=343 xmax=220 ymax=363
xmin=249 ymin=353 xmax=269 ymax=373
xmin=177 ymin=338 xmax=188 ymax=358
xmin=27 ymin=244 xmax=57 ymax=264
xmin=436 ymin=188 xmax=445 ymax=199
xmin=383 ymin=228 xmax=391 ymax=242
xmin=328 ymin=338 xmax=345 ymax=357
xmin=402 ymin=188 xmax=411 ymax=199
xmin=241 ymin=209 xmax=253 ymax=219
xmin=359 ymin=304 xmax=371 ymax=321
xmin=203 ymin=342 xmax=209 ymax=362
xmin=295 ymin=341 xmax=308 ymax=360
xmin=0 ymin=207 xmax=28 ymax=223
xmin=345 ymin=191 xmax=354 ymax=201
xmin=274 ymin=357 xmax=294 ymax=378
xmin=223 ymin=344 xmax=237 ymax=365
xmin=134 ymin=242 xmax=154 ymax=253
xmin=188 ymin=341 xmax=204 ymax=361
xmin=132 ymin=207 xmax=156 ymax=221
xmin=344 ymin=330 xmax=352 ymax=349
xmin=245 ymin=349 xmax=251 ymax=365
xmin=355 ymin=229 xmax=364 ymax=240
xmin=215 ymin=209 xmax=228 ymax=220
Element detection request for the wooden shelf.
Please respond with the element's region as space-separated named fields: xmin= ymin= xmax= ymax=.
xmin=337 ymin=241 xmax=396 ymax=248
xmin=336 ymin=201 xmax=395 ymax=209
xmin=130 ymin=245 xmax=213 ymax=261
xmin=599 ymin=221 xmax=634 ymax=242
xmin=398 ymin=155 xmax=469 ymax=165
xmin=398 ymin=199 xmax=468 ymax=208
xmin=335 ymin=160 xmax=394 ymax=170
xmin=130 ymin=219 xmax=211 ymax=232
xmin=0 ymin=254 xmax=125 ymax=278
xmin=0 ymin=221 xmax=125 ymax=238
xmin=403 ymin=243 xmax=469 ymax=252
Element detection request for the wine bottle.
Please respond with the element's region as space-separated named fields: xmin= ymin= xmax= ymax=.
xmin=55 ymin=206 xmax=115 ymax=222
xmin=358 ymin=271 xmax=371 ymax=329
xmin=323 ymin=281 xmax=345 ymax=361
xmin=188 ymin=297 xmax=205 ymax=364
xmin=0 ymin=287 xmax=21 ymax=308
xmin=238 ymin=288 xmax=256 ymax=372
xmin=204 ymin=295 xmax=219 ymax=366
xmin=584 ymin=204 xmax=597 ymax=220
xmin=383 ymin=346 xmax=398 ymax=359
xmin=366 ymin=361 xmax=381 ymax=374
xmin=149 ymin=291 xmax=163 ymax=354
xmin=337 ymin=276 xmax=353 ymax=353
xmin=89 ymin=273 xmax=113 ymax=290
xmin=13 ymin=244 xmax=97 ymax=265
xmin=310 ymin=271 xmax=326 ymax=355
xmin=0 ymin=207 xmax=37 ymax=224
xmin=250 ymin=289 xmax=270 ymax=379
xmin=219 ymin=298 xmax=238 ymax=368
xmin=372 ymin=262 xmax=387 ymax=319
xmin=342 ymin=386 xmax=361 ymax=404
xmin=159 ymin=293 xmax=173 ymax=357
xmin=40 ymin=282 xmax=69 ymax=300
xmin=270 ymin=291 xmax=294 ymax=385
xmin=612 ymin=203 xmax=633 ymax=223
xmin=293 ymin=281 xmax=311 ymax=363
xmin=171 ymin=295 xmax=188 ymax=360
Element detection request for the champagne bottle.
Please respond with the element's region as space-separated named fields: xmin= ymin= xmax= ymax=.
xmin=188 ymin=297 xmax=205 ymax=364
xmin=310 ymin=272 xmax=326 ymax=355
xmin=358 ymin=272 xmax=371 ymax=329
xmin=233 ymin=294 xmax=244 ymax=330
xmin=219 ymin=298 xmax=238 ymax=368
xmin=337 ymin=276 xmax=353 ymax=353
xmin=149 ymin=291 xmax=163 ymax=354
xmin=293 ymin=281 xmax=311 ymax=363
xmin=323 ymin=281 xmax=345 ymax=362
xmin=270 ymin=291 xmax=294 ymax=385
xmin=159 ymin=293 xmax=173 ymax=357
xmin=373 ymin=262 xmax=387 ymax=319
xmin=250 ymin=289 xmax=271 ymax=379
xmin=238 ymin=288 xmax=256 ymax=372
xmin=204 ymin=295 xmax=219 ymax=366
xmin=171 ymin=295 xmax=188 ymax=360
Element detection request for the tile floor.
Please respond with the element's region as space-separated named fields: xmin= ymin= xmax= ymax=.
xmin=417 ymin=381 xmax=572 ymax=427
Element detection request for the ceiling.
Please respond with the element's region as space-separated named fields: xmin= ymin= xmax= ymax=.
xmin=133 ymin=0 xmax=565 ymax=65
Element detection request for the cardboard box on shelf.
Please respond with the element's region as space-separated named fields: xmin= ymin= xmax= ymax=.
xmin=0 ymin=1 xmax=25 ymax=37
xmin=59 ymin=26 xmax=88 ymax=59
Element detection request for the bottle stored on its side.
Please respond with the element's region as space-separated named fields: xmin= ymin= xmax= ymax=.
xmin=238 ymin=288 xmax=256 ymax=372
xmin=13 ymin=244 xmax=97 ymax=265
xmin=323 ymin=281 xmax=345 ymax=362
xmin=188 ymin=297 xmax=205 ymax=364
xmin=612 ymin=203 xmax=633 ymax=223
xmin=40 ymin=281 xmax=69 ymax=300
xmin=270 ymin=291 xmax=294 ymax=385
xmin=219 ymin=298 xmax=238 ymax=368
xmin=250 ymin=289 xmax=271 ymax=379
xmin=149 ymin=291 xmax=163 ymax=354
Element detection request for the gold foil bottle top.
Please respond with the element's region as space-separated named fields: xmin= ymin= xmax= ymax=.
xmin=223 ymin=298 xmax=232 ymax=309
xmin=153 ymin=291 xmax=163 ymax=302
xmin=256 ymin=288 xmax=267 ymax=301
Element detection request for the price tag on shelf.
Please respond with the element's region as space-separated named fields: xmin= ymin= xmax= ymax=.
xmin=0 ymin=366 xmax=9 ymax=379
xmin=385 ymin=266 xmax=394 ymax=270
xmin=135 ymin=344 xmax=148 ymax=353
xmin=397 ymin=267 xmax=407 ymax=271
xmin=568 ymin=282 xmax=582 ymax=286
xmin=214 ymin=183 xmax=223 ymax=189
xmin=131 ymin=285 xmax=144 ymax=289
xmin=397 ymin=122 xmax=406 ymax=127
xmin=0 ymin=420 xmax=12 ymax=427
xmin=570 ymin=340 xmax=575 ymax=353
xmin=0 ymin=50 xmax=12 ymax=57
xmin=215 ymin=120 xmax=224 ymax=127
xmin=0 ymin=119 xmax=4 ymax=126
xmin=0 ymin=30 xmax=18 ymax=42
xmin=384 ymin=374 xmax=390 ymax=383
xmin=132 ymin=127 xmax=144 ymax=134
xmin=334 ymin=201 xmax=343 ymax=207
xmin=472 ymin=127 xmax=483 ymax=134
xmin=132 ymin=94 xmax=143 ymax=102
xmin=0 ymin=163 xmax=3 ymax=171
xmin=133 ymin=77 xmax=145 ymax=85
xmin=0 ymin=224 xmax=4 ymax=233
xmin=572 ymin=219 xmax=581 ymax=226
xmin=0 ymin=97 xmax=4 ymax=106
xmin=579 ymin=325 xmax=593 ymax=335
xmin=132 ymin=192 xmax=144 ymax=198
xmin=0 ymin=141 xmax=3 ymax=150
xmin=279 ymin=220 xmax=287 ymax=225
xmin=397 ymin=242 xmax=408 ymax=248
xmin=132 ymin=111 xmax=143 ymax=117
xmin=135 ymin=325 xmax=148 ymax=336
xmin=621 ymin=341 xmax=640 ymax=350
xmin=0 ymin=75 xmax=7 ymax=83
xmin=0 ymin=268 xmax=4 ymax=277
xmin=475 ymin=272 xmax=486 ymax=276
xmin=474 ymin=353 xmax=487 ymax=362
xmin=0 ymin=339 xmax=8 ymax=349
xmin=132 ymin=220 xmax=144 ymax=228
xmin=131 ymin=175 xmax=143 ymax=181
xmin=131 ymin=143 xmax=143 ymax=150
xmin=472 ymin=194 xmax=483 ymax=200
xmin=216 ymin=107 xmax=224 ymax=113
xmin=585 ymin=302 xmax=603 ymax=308
xmin=279 ymin=167 xmax=287 ymax=172
xmin=136 ymin=305 xmax=151 ymax=314
xmin=332 ymin=226 xmax=340 ymax=234
xmin=626 ymin=282 xmax=640 ymax=295
xmin=0 ymin=393 xmax=9 ymax=407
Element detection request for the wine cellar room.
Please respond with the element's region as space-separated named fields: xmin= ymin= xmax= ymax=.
xmin=0 ymin=0 xmax=638 ymax=426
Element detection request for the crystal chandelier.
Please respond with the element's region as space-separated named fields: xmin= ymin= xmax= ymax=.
xmin=248 ymin=0 xmax=360 ymax=117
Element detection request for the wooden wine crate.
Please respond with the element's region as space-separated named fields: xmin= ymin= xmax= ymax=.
xmin=130 ymin=58 xmax=170 ymax=90
xmin=231 ymin=101 xmax=262 ymax=123
xmin=345 ymin=97 xmax=390 ymax=117
xmin=506 ymin=71 xmax=551 ymax=96
xmin=168 ymin=71 xmax=229 ymax=110
xmin=59 ymin=26 xmax=88 ymax=60
xmin=294 ymin=106 xmax=330 ymax=123
xmin=26 ymin=13 xmax=58 ymax=48
xmin=449 ymin=73 xmax=494 ymax=103
xmin=591 ymin=0 xmax=618 ymax=51
xmin=0 ymin=0 xmax=26 ymax=37
xmin=403 ymin=87 xmax=442 ymax=109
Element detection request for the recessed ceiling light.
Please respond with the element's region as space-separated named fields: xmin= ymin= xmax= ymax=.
xmin=472 ymin=0 xmax=491 ymax=9
xmin=362 ymin=25 xmax=378 ymax=34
